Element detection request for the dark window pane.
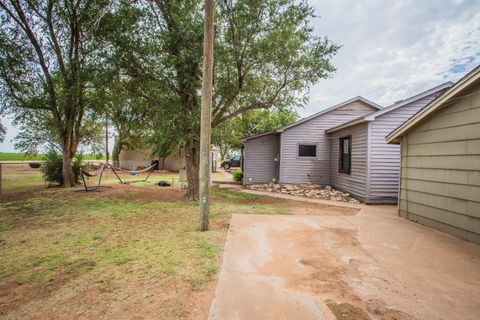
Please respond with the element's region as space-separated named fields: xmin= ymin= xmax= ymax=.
xmin=339 ymin=137 xmax=351 ymax=173
xmin=298 ymin=145 xmax=316 ymax=157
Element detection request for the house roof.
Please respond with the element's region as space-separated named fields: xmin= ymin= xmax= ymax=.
xmin=386 ymin=65 xmax=480 ymax=144
xmin=239 ymin=130 xmax=279 ymax=142
xmin=325 ymin=82 xmax=453 ymax=134
xmin=240 ymin=96 xmax=382 ymax=142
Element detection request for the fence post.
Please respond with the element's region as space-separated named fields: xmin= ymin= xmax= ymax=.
xmin=0 ymin=163 xmax=2 ymax=193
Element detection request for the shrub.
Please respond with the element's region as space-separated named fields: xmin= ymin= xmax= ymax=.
xmin=232 ymin=169 xmax=243 ymax=182
xmin=43 ymin=150 xmax=83 ymax=184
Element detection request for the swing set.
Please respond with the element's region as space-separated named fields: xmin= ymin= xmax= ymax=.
xmin=80 ymin=112 xmax=156 ymax=191
xmin=81 ymin=162 xmax=157 ymax=191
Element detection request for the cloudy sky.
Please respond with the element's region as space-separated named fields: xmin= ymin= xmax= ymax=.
xmin=1 ymin=0 xmax=479 ymax=152
xmin=304 ymin=0 xmax=480 ymax=116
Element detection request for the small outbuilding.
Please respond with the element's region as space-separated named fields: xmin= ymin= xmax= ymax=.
xmin=116 ymin=142 xmax=184 ymax=171
xmin=387 ymin=65 xmax=480 ymax=244
xmin=241 ymin=97 xmax=382 ymax=185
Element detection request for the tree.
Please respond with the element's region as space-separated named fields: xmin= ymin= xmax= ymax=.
xmin=12 ymin=108 xmax=104 ymax=156
xmin=0 ymin=120 xmax=5 ymax=142
xmin=0 ymin=0 xmax=115 ymax=186
xmin=212 ymin=108 xmax=299 ymax=161
xmin=140 ymin=0 xmax=339 ymax=199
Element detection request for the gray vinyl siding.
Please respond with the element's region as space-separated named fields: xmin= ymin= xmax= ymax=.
xmin=243 ymin=134 xmax=279 ymax=185
xmin=368 ymin=92 xmax=443 ymax=203
xmin=399 ymin=85 xmax=480 ymax=244
xmin=279 ymin=101 xmax=377 ymax=184
xmin=329 ymin=123 xmax=369 ymax=201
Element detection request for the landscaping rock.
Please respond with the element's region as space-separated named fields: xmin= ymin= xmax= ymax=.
xmin=246 ymin=183 xmax=360 ymax=203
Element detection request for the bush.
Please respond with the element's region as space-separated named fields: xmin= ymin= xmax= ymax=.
xmin=43 ymin=150 xmax=83 ymax=184
xmin=232 ymin=169 xmax=243 ymax=182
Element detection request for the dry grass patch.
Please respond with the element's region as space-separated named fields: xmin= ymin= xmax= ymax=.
xmin=0 ymin=184 xmax=290 ymax=319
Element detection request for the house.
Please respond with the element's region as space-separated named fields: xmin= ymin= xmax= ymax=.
xmin=241 ymin=97 xmax=382 ymax=185
xmin=386 ymin=66 xmax=480 ymax=244
xmin=241 ymin=83 xmax=451 ymax=204
xmin=325 ymin=83 xmax=451 ymax=203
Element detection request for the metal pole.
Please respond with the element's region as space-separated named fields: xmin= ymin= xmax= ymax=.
xmin=0 ymin=163 xmax=2 ymax=193
xmin=106 ymin=111 xmax=109 ymax=164
xmin=199 ymin=0 xmax=215 ymax=232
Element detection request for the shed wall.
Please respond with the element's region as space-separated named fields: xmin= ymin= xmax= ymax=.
xmin=279 ymin=101 xmax=377 ymax=184
xmin=243 ymin=134 xmax=279 ymax=184
xmin=118 ymin=147 xmax=183 ymax=171
xmin=399 ymin=86 xmax=480 ymax=244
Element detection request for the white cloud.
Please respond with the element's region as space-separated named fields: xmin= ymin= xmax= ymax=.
xmin=305 ymin=0 xmax=480 ymax=116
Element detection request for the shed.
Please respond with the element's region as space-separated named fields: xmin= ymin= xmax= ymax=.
xmin=326 ymin=83 xmax=451 ymax=203
xmin=386 ymin=66 xmax=480 ymax=244
xmin=241 ymin=97 xmax=382 ymax=185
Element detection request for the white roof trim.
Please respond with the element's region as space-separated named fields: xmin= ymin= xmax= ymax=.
xmin=386 ymin=66 xmax=480 ymax=144
xmin=326 ymin=82 xmax=452 ymax=134
xmin=240 ymin=131 xmax=277 ymax=142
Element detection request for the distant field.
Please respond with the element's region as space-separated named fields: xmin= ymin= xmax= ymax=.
xmin=0 ymin=153 xmax=105 ymax=161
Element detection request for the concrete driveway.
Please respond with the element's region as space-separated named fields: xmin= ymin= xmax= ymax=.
xmin=208 ymin=201 xmax=480 ymax=320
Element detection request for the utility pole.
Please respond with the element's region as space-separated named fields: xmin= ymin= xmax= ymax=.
xmin=106 ymin=111 xmax=109 ymax=163
xmin=199 ymin=0 xmax=215 ymax=232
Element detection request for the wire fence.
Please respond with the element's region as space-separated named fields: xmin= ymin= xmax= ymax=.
xmin=0 ymin=162 xmax=45 ymax=192
xmin=0 ymin=161 xmax=178 ymax=193
xmin=0 ymin=159 xmax=229 ymax=194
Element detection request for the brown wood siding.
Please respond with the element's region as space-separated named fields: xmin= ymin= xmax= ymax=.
xmin=329 ymin=123 xmax=369 ymax=201
xmin=243 ymin=134 xmax=279 ymax=185
xmin=399 ymin=86 xmax=480 ymax=244
xmin=279 ymin=101 xmax=377 ymax=184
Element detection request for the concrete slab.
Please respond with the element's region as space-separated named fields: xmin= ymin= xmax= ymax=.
xmin=209 ymin=205 xmax=480 ymax=320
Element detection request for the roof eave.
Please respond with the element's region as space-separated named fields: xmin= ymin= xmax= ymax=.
xmin=278 ymin=96 xmax=381 ymax=132
xmin=240 ymin=130 xmax=278 ymax=142
xmin=325 ymin=118 xmax=369 ymax=133
xmin=387 ymin=66 xmax=480 ymax=143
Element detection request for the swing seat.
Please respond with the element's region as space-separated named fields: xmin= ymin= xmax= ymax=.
xmin=114 ymin=164 xmax=156 ymax=184
xmin=80 ymin=164 xmax=107 ymax=192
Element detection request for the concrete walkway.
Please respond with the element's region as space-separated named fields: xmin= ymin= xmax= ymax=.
xmin=209 ymin=201 xmax=480 ymax=320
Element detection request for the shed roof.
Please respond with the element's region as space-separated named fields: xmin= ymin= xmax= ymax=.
xmin=386 ymin=65 xmax=480 ymax=144
xmin=325 ymin=82 xmax=453 ymax=134
xmin=241 ymin=96 xmax=382 ymax=142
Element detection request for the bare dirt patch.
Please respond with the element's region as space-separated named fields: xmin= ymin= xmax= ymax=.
xmin=0 ymin=272 xmax=73 ymax=316
xmin=3 ymin=182 xmax=288 ymax=319
xmin=214 ymin=187 xmax=360 ymax=216
xmin=83 ymin=183 xmax=187 ymax=202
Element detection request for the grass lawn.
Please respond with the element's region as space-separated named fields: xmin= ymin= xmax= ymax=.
xmin=0 ymin=153 xmax=105 ymax=161
xmin=0 ymin=179 xmax=291 ymax=319
xmin=1 ymin=170 xmax=44 ymax=191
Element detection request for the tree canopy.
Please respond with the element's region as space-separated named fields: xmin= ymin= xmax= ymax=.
xmin=0 ymin=120 xmax=5 ymax=142
xmin=0 ymin=0 xmax=123 ymax=185
xmin=212 ymin=108 xmax=299 ymax=160
xmin=0 ymin=0 xmax=339 ymax=195
xmin=108 ymin=0 xmax=339 ymax=198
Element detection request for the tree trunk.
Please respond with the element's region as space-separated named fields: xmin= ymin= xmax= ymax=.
xmin=184 ymin=137 xmax=200 ymax=200
xmin=61 ymin=149 xmax=76 ymax=187
xmin=220 ymin=145 xmax=228 ymax=161
xmin=112 ymin=140 xmax=121 ymax=162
